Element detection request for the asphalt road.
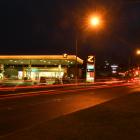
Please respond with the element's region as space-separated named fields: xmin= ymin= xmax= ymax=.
xmin=0 ymin=82 xmax=139 ymax=140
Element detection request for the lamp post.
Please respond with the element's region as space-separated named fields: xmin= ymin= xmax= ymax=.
xmin=75 ymin=39 xmax=78 ymax=84
xmin=75 ymin=15 xmax=102 ymax=84
xmin=136 ymin=49 xmax=140 ymax=68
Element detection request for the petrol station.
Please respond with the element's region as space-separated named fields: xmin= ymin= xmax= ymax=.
xmin=0 ymin=55 xmax=83 ymax=82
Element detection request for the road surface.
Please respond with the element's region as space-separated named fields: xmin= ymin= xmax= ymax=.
xmin=0 ymin=82 xmax=139 ymax=139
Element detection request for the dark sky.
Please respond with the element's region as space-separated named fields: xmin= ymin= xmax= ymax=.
xmin=0 ymin=0 xmax=140 ymax=65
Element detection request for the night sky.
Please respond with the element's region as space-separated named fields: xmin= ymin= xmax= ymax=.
xmin=0 ymin=0 xmax=140 ymax=66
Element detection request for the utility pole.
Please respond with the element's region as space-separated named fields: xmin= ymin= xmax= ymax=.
xmin=75 ymin=39 xmax=78 ymax=84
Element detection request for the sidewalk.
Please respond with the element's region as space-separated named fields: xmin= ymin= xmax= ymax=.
xmin=1 ymin=90 xmax=140 ymax=140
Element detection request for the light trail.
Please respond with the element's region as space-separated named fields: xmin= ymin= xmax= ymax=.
xmin=0 ymin=80 xmax=127 ymax=91
xmin=0 ymin=82 xmax=134 ymax=100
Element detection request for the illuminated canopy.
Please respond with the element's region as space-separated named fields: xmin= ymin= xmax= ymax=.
xmin=0 ymin=55 xmax=83 ymax=65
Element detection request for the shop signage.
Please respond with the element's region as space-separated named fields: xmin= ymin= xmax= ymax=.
xmin=86 ymin=55 xmax=95 ymax=83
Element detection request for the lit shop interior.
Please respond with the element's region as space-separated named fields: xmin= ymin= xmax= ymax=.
xmin=0 ymin=55 xmax=83 ymax=82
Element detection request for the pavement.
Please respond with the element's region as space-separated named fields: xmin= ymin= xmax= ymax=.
xmin=1 ymin=84 xmax=140 ymax=140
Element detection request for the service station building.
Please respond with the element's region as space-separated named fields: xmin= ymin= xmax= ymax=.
xmin=0 ymin=55 xmax=83 ymax=82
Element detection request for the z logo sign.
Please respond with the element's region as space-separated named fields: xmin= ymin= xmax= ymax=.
xmin=87 ymin=56 xmax=94 ymax=63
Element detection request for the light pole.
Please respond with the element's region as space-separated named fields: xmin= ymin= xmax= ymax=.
xmin=75 ymin=38 xmax=78 ymax=84
xmin=136 ymin=49 xmax=140 ymax=68
xmin=75 ymin=14 xmax=102 ymax=84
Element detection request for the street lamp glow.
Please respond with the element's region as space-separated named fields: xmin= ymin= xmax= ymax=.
xmin=89 ymin=16 xmax=101 ymax=27
xmin=136 ymin=50 xmax=140 ymax=55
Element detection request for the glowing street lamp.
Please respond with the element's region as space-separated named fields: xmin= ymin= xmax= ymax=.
xmin=136 ymin=49 xmax=140 ymax=55
xmin=85 ymin=14 xmax=103 ymax=30
xmin=89 ymin=16 xmax=101 ymax=27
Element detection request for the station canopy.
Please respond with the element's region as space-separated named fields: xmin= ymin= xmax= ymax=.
xmin=0 ymin=55 xmax=83 ymax=66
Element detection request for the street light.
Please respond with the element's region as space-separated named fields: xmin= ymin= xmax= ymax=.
xmin=75 ymin=14 xmax=102 ymax=84
xmin=136 ymin=49 xmax=140 ymax=68
xmin=128 ymin=49 xmax=140 ymax=70
xmin=89 ymin=16 xmax=101 ymax=27
xmin=85 ymin=14 xmax=103 ymax=31
xmin=136 ymin=49 xmax=140 ymax=55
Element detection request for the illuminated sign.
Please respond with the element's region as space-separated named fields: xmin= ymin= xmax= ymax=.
xmin=86 ymin=72 xmax=95 ymax=82
xmin=63 ymin=53 xmax=68 ymax=58
xmin=86 ymin=55 xmax=95 ymax=83
xmin=87 ymin=56 xmax=95 ymax=63
xmin=87 ymin=64 xmax=94 ymax=71
xmin=111 ymin=65 xmax=118 ymax=68
xmin=111 ymin=64 xmax=118 ymax=74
